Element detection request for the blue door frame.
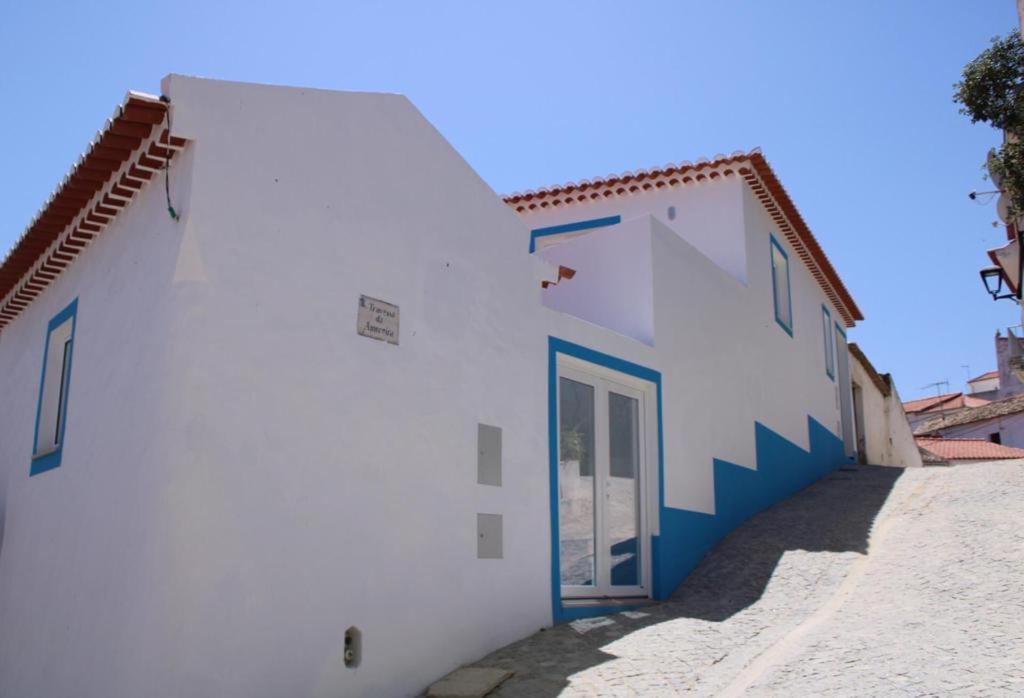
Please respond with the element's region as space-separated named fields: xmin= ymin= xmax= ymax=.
xmin=548 ymin=336 xmax=664 ymax=623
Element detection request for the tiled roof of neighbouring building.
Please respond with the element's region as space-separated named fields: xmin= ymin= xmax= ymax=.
xmin=903 ymin=392 xmax=990 ymax=415
xmin=916 ymin=437 xmax=1024 ymax=462
xmin=913 ymin=393 xmax=1024 ymax=435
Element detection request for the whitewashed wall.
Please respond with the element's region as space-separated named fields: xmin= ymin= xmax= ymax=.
xmin=0 ymin=76 xmax=860 ymax=698
xmin=0 ymin=76 xmax=550 ymax=698
xmin=0 ymin=137 xmax=198 ymax=697
xmin=538 ymin=219 xmax=654 ymax=345
xmin=528 ymin=175 xmax=748 ymax=284
xmin=532 ymin=176 xmax=848 ymax=516
xmin=968 ymin=375 xmax=999 ymax=394
xmin=849 ymin=357 xmax=924 ymax=468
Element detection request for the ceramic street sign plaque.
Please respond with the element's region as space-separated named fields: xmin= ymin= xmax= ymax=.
xmin=357 ymin=295 xmax=399 ymax=345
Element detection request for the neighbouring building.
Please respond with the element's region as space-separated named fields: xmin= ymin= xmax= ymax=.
xmin=905 ymin=328 xmax=1024 ymax=429
xmin=0 ymin=76 xmax=865 ymax=697
xmin=993 ymin=328 xmax=1024 ymax=398
xmin=966 ymin=369 xmax=999 ymax=397
xmin=916 ymin=436 xmax=1024 ymax=465
xmin=913 ymin=393 xmax=1024 ymax=447
xmin=903 ymin=392 xmax=991 ymax=429
xmin=847 ymin=344 xmax=923 ymax=468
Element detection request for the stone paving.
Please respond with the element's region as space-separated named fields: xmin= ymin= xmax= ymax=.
xmin=469 ymin=461 xmax=1024 ymax=696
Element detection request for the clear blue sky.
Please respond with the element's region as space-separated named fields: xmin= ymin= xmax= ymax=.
xmin=1 ymin=1 xmax=1019 ymax=400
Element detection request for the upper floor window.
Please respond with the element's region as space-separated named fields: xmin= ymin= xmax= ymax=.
xmin=770 ymin=235 xmax=792 ymax=335
xmin=32 ymin=298 xmax=77 ymax=476
xmin=822 ymin=305 xmax=835 ymax=380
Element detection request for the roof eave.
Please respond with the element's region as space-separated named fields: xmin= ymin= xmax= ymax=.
xmin=502 ymin=149 xmax=863 ymax=327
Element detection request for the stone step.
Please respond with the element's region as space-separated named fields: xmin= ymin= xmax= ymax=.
xmin=426 ymin=667 xmax=513 ymax=698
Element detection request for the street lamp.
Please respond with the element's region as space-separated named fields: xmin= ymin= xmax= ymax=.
xmin=981 ymin=266 xmax=1016 ymax=301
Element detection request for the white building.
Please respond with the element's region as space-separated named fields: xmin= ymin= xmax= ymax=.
xmin=0 ymin=76 xmax=864 ymax=697
xmin=914 ymin=394 xmax=1024 ymax=447
xmin=967 ymin=369 xmax=999 ymax=396
xmin=847 ymin=343 xmax=923 ymax=468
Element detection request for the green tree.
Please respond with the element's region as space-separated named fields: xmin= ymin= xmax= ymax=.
xmin=955 ymin=31 xmax=1024 ymax=217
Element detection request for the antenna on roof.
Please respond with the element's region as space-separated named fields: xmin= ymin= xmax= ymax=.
xmin=920 ymin=380 xmax=950 ymax=398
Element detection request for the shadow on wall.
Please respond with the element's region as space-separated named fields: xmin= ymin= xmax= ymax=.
xmin=471 ymin=464 xmax=904 ymax=697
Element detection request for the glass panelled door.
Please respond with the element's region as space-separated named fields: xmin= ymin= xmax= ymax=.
xmin=558 ymin=363 xmax=649 ymax=598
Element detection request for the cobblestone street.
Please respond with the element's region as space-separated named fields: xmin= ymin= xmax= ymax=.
xmin=471 ymin=462 xmax=1024 ymax=696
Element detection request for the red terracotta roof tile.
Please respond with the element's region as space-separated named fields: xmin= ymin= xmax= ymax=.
xmin=0 ymin=92 xmax=187 ymax=331
xmin=916 ymin=437 xmax=1024 ymax=461
xmin=903 ymin=392 xmax=964 ymax=414
xmin=503 ymin=149 xmax=863 ymax=327
xmin=913 ymin=393 xmax=1024 ymax=435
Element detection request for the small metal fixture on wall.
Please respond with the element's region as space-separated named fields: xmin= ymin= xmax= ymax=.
xmin=344 ymin=626 xmax=361 ymax=668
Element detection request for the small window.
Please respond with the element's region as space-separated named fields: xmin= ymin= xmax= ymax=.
xmin=31 ymin=299 xmax=77 ymax=476
xmin=822 ymin=305 xmax=835 ymax=380
xmin=990 ymin=432 xmax=1002 ymax=444
xmin=770 ymin=235 xmax=792 ymax=335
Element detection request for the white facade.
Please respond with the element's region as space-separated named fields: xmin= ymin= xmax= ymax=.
xmin=967 ymin=373 xmax=999 ymax=395
xmin=532 ymin=176 xmax=852 ymax=514
xmin=0 ymin=76 xmax=862 ymax=697
xmin=848 ymin=346 xmax=923 ymax=468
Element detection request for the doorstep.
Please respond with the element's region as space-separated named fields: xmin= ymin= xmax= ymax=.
xmin=561 ymin=596 xmax=657 ymax=609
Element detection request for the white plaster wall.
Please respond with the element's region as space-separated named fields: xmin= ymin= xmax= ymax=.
xmin=538 ymin=218 xmax=655 ymax=345
xmin=884 ymin=383 xmax=925 ymax=468
xmin=537 ymin=179 xmax=848 ymax=516
xmin=0 ymin=76 xmax=549 ymax=698
xmin=968 ymin=376 xmax=999 ymax=394
xmin=527 ymin=176 xmax=749 ymax=284
xmin=849 ymin=360 xmax=924 ymax=468
xmin=0 ymin=141 xmax=197 ymax=697
xmin=0 ymin=76 xmax=860 ymax=698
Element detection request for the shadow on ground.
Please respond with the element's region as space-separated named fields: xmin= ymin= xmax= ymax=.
xmin=470 ymin=464 xmax=905 ymax=697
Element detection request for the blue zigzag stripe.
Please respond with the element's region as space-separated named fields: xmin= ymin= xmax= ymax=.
xmin=651 ymin=416 xmax=847 ymax=599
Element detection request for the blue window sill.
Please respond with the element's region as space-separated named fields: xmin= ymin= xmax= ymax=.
xmin=30 ymin=447 xmax=63 ymax=476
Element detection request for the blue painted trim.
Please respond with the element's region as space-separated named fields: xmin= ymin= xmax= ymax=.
xmin=30 ymin=298 xmax=78 ymax=477
xmin=547 ymin=337 xmax=849 ymax=623
xmin=530 ymin=215 xmax=621 ymax=253
xmin=548 ymin=337 xmax=663 ymax=623
xmin=834 ymin=321 xmax=847 ymax=339
xmin=822 ymin=305 xmax=835 ymax=381
xmin=769 ymin=234 xmax=793 ymax=337
xmin=651 ymin=416 xmax=846 ymax=599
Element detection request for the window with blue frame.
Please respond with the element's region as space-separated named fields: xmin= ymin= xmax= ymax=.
xmin=822 ymin=305 xmax=835 ymax=380
xmin=769 ymin=235 xmax=793 ymax=335
xmin=31 ymin=299 xmax=78 ymax=476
